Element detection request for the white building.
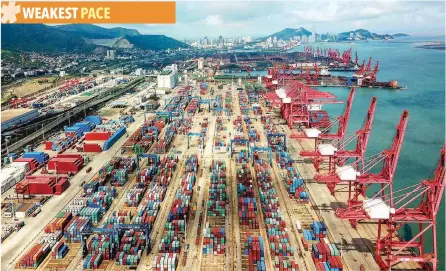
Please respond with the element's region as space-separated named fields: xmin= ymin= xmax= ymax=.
xmin=59 ymin=71 xmax=66 ymax=77
xmin=106 ymin=50 xmax=116 ymax=60
xmin=309 ymin=33 xmax=316 ymax=43
xmin=198 ymin=57 xmax=205 ymax=70
xmin=157 ymin=64 xmax=178 ymax=89
xmin=135 ymin=68 xmax=144 ymax=76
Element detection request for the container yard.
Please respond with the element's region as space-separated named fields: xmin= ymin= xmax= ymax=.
xmin=1 ymin=64 xmax=444 ymax=271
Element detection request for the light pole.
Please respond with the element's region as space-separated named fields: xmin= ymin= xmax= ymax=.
xmin=5 ymin=136 xmax=11 ymax=156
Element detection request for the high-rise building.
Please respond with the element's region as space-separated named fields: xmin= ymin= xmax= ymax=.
xmin=198 ymin=57 xmax=205 ymax=70
xmin=106 ymin=50 xmax=116 ymax=60
xmin=309 ymin=32 xmax=316 ymax=43
xmin=219 ymin=35 xmax=223 ymax=46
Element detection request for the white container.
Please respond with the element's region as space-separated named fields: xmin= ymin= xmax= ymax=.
xmin=295 ymin=219 xmax=302 ymax=232
xmin=282 ymin=97 xmax=291 ymax=104
xmin=16 ymin=211 xmax=26 ymax=218
xmin=304 ymin=128 xmax=321 ymax=138
xmin=318 ymin=144 xmax=337 ymax=156
xmin=336 ymin=165 xmax=359 ymax=181
xmin=10 ymin=162 xmax=30 ymax=172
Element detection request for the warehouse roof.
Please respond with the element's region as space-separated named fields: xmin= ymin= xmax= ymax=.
xmin=1 ymin=108 xmax=36 ymax=123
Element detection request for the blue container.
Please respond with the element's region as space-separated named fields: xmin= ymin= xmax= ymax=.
xmin=22 ymin=152 xmax=49 ymax=163
xmin=84 ymin=116 xmax=102 ymax=125
xmin=64 ymin=126 xmax=84 ymax=136
xmin=73 ymin=122 xmax=96 ymax=132
xmin=103 ymin=127 xmax=126 ymax=151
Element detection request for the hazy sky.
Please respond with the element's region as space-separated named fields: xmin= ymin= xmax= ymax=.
xmin=102 ymin=1 xmax=445 ymax=39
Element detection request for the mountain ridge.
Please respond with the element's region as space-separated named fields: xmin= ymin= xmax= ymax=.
xmin=53 ymin=24 xmax=141 ymax=38
xmin=1 ymin=24 xmax=188 ymax=53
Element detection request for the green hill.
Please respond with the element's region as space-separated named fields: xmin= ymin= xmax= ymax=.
xmin=125 ymin=35 xmax=188 ymax=50
xmin=1 ymin=24 xmax=95 ymax=53
xmin=1 ymin=24 xmax=187 ymax=53
xmin=260 ymin=27 xmax=312 ymax=41
xmin=54 ymin=24 xmax=141 ymax=38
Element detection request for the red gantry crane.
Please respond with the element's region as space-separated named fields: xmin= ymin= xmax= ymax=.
xmin=300 ymin=96 xmax=376 ymax=182
xmin=337 ymin=146 xmax=445 ymax=270
xmin=279 ymin=80 xmax=343 ymax=129
xmin=374 ymin=145 xmax=445 ymax=271
xmin=296 ymin=86 xmax=355 ymax=144
xmin=314 ymin=110 xmax=409 ymax=227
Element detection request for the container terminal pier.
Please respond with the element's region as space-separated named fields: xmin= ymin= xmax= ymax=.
xmin=1 ymin=63 xmax=444 ymax=271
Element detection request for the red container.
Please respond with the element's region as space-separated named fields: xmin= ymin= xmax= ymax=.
xmin=45 ymin=141 xmax=53 ymax=150
xmin=85 ymin=131 xmax=111 ymax=141
xmin=54 ymin=178 xmax=70 ymax=195
xmin=48 ymin=154 xmax=83 ymax=173
xmin=83 ymin=143 xmax=102 ymax=153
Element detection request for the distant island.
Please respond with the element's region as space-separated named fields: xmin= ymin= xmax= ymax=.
xmin=259 ymin=28 xmax=410 ymax=43
xmin=416 ymin=42 xmax=445 ymax=51
xmin=336 ymin=29 xmax=405 ymax=41
xmin=392 ymin=33 xmax=410 ymax=37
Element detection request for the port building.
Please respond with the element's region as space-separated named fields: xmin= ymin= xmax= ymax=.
xmin=157 ymin=64 xmax=178 ymax=89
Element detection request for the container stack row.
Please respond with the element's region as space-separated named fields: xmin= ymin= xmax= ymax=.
xmin=203 ymin=160 xmax=227 ymax=255
xmin=224 ymin=92 xmax=233 ymax=114
xmin=280 ymin=163 xmax=310 ymax=203
xmin=312 ymin=240 xmax=343 ymax=271
xmin=243 ymin=232 xmax=266 ymax=271
xmin=154 ymin=155 xmax=198 ymax=271
xmin=115 ymin=229 xmax=146 ymax=266
xmin=17 ymin=231 xmax=62 ymax=268
xmin=186 ymin=98 xmax=199 ymax=115
xmin=207 ymin=160 xmax=227 ymax=217
xmin=254 ymin=159 xmax=295 ymax=257
xmin=153 ymin=123 xmax=177 ymax=154
xmin=236 ymin=164 xmax=259 ymax=229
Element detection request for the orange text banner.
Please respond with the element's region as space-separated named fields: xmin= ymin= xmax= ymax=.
xmin=3 ymin=1 xmax=175 ymax=24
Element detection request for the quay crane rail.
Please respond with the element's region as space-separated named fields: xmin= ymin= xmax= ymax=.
xmin=300 ymin=97 xmax=377 ymax=189
xmin=315 ymin=110 xmax=409 ymax=227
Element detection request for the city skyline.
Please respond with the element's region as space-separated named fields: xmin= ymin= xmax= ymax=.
xmin=99 ymin=1 xmax=445 ymax=39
